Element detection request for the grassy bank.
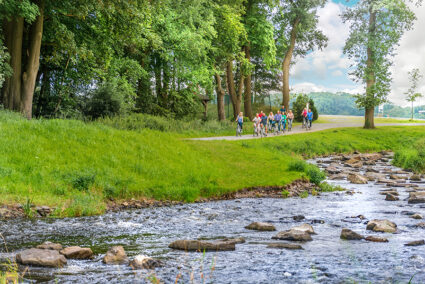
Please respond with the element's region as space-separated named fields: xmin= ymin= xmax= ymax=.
xmin=1 ymin=110 xmax=424 ymax=217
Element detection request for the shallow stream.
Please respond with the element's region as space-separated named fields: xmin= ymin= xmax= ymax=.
xmin=1 ymin=156 xmax=424 ymax=283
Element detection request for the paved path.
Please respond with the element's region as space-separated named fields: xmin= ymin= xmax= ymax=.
xmin=191 ymin=122 xmax=425 ymax=141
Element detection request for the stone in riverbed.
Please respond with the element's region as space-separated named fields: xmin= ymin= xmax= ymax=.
xmin=329 ymin=173 xmax=347 ymax=180
xmin=408 ymin=192 xmax=425 ymax=204
xmin=245 ymin=222 xmax=276 ymax=231
xmin=365 ymin=236 xmax=389 ymax=243
xmin=130 ymin=255 xmax=161 ymax=269
xmin=16 ymin=248 xmax=67 ymax=268
xmin=340 ymin=228 xmax=364 ymax=240
xmin=220 ymin=237 xmax=246 ymax=244
xmin=267 ymin=243 xmax=303 ymax=250
xmin=169 ymin=240 xmax=236 ymax=251
xmin=103 ymin=246 xmax=128 ymax=264
xmin=272 ymin=230 xmax=312 ymax=242
xmin=415 ymin=222 xmax=425 ymax=228
xmin=292 ymin=215 xmax=305 ymax=221
xmin=411 ymin=213 xmax=423 ymax=220
xmin=366 ymin=219 xmax=397 ymax=233
xmin=379 ymin=191 xmax=399 ymax=196
xmin=385 ymin=194 xmax=399 ymax=201
xmin=326 ymin=166 xmax=342 ymax=175
xmin=348 ymin=173 xmax=368 ymax=184
xmin=291 ymin=223 xmax=315 ymax=234
xmin=410 ymin=174 xmax=422 ymax=181
xmin=60 ymin=246 xmax=93 ymax=259
xmin=36 ymin=241 xmax=63 ymax=251
xmin=405 ymin=240 xmax=425 ymax=246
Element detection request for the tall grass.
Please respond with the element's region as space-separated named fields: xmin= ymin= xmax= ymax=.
xmin=393 ymin=138 xmax=425 ymax=173
xmin=1 ymin=110 xmax=424 ymax=217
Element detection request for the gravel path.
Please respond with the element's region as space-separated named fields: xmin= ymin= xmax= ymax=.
xmin=190 ymin=122 xmax=425 ymax=141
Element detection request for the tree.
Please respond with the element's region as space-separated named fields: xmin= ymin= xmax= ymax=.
xmin=292 ymin=94 xmax=318 ymax=122
xmin=1 ymin=0 xmax=42 ymax=119
xmin=343 ymin=0 xmax=419 ymax=128
xmin=405 ymin=68 xmax=423 ymax=120
xmin=274 ymin=0 xmax=328 ymax=111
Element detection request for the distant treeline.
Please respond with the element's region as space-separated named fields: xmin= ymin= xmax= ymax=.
xmin=303 ymin=92 xmax=425 ymax=119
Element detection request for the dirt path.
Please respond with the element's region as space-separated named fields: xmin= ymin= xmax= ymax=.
xmin=191 ymin=121 xmax=425 ymax=141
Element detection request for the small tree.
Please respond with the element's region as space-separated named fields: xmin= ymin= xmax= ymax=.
xmin=405 ymin=68 xmax=423 ymax=120
xmin=292 ymin=94 xmax=319 ymax=122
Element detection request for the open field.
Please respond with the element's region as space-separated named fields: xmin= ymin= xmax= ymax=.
xmin=1 ymin=110 xmax=424 ymax=217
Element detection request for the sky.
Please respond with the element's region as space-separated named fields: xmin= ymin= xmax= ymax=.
xmin=290 ymin=0 xmax=425 ymax=107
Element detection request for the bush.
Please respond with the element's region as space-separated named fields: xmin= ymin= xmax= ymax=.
xmin=319 ymin=182 xmax=345 ymax=192
xmin=288 ymin=160 xmax=308 ymax=172
xmin=292 ymin=94 xmax=319 ymax=122
xmin=305 ymin=165 xmax=326 ymax=185
xmin=69 ymin=172 xmax=96 ymax=191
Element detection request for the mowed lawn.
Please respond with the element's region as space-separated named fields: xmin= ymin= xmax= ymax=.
xmin=0 ymin=110 xmax=424 ymax=217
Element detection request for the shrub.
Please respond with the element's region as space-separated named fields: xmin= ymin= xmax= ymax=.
xmin=319 ymin=182 xmax=346 ymax=192
xmin=393 ymin=139 xmax=425 ymax=173
xmin=305 ymin=165 xmax=326 ymax=185
xmin=282 ymin=190 xmax=290 ymax=198
xmin=70 ymin=172 xmax=96 ymax=191
xmin=288 ymin=160 xmax=308 ymax=172
xmin=299 ymin=191 xmax=309 ymax=198
xmin=292 ymin=94 xmax=319 ymax=122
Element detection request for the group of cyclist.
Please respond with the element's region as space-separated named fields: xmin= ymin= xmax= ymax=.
xmin=235 ymin=105 xmax=314 ymax=137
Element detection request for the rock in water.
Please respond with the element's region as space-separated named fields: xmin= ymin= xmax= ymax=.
xmin=340 ymin=228 xmax=364 ymax=240
xmin=416 ymin=222 xmax=425 ymax=228
xmin=36 ymin=241 xmax=63 ymax=251
xmin=292 ymin=215 xmax=305 ymax=221
xmin=365 ymin=236 xmax=389 ymax=243
xmin=267 ymin=243 xmax=303 ymax=250
xmin=245 ymin=222 xmax=276 ymax=231
xmin=168 ymin=240 xmax=236 ymax=251
xmin=366 ymin=220 xmax=397 ymax=233
xmin=291 ymin=224 xmax=315 ymax=234
xmin=411 ymin=213 xmax=423 ymax=220
xmin=405 ymin=240 xmax=425 ymax=247
xmin=408 ymin=192 xmax=425 ymax=204
xmin=385 ymin=194 xmax=399 ymax=201
xmin=103 ymin=246 xmax=128 ymax=264
xmin=348 ymin=173 xmax=368 ymax=184
xmin=410 ymin=174 xmax=422 ymax=181
xmin=130 ymin=255 xmax=161 ymax=269
xmin=272 ymin=230 xmax=312 ymax=242
xmin=60 ymin=246 xmax=93 ymax=259
xmin=16 ymin=248 xmax=67 ymax=268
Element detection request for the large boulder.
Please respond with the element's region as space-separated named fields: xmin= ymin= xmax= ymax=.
xmin=348 ymin=173 xmax=368 ymax=184
xmin=291 ymin=224 xmax=315 ymax=235
xmin=245 ymin=222 xmax=276 ymax=231
xmin=168 ymin=240 xmax=236 ymax=251
xmin=272 ymin=227 xmax=313 ymax=242
xmin=405 ymin=240 xmax=425 ymax=247
xmin=36 ymin=241 xmax=63 ymax=251
xmin=365 ymin=236 xmax=388 ymax=243
xmin=60 ymin=246 xmax=93 ymax=259
xmin=366 ymin=219 xmax=397 ymax=233
xmin=130 ymin=255 xmax=161 ymax=269
xmin=385 ymin=194 xmax=399 ymax=201
xmin=16 ymin=248 xmax=67 ymax=268
xmin=340 ymin=228 xmax=364 ymax=240
xmin=267 ymin=243 xmax=303 ymax=250
xmin=103 ymin=246 xmax=128 ymax=264
xmin=408 ymin=192 xmax=425 ymax=204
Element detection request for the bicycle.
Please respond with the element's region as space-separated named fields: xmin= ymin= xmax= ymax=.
xmin=253 ymin=123 xmax=261 ymax=137
xmin=287 ymin=119 xmax=293 ymax=131
xmin=260 ymin=124 xmax=267 ymax=137
xmin=236 ymin=123 xmax=243 ymax=137
xmin=306 ymin=119 xmax=312 ymax=131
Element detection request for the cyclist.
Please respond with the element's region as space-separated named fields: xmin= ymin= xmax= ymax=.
xmin=302 ymin=108 xmax=308 ymax=128
xmin=260 ymin=112 xmax=268 ymax=136
xmin=252 ymin=113 xmax=261 ymax=136
xmin=307 ymin=109 xmax=313 ymax=129
xmin=280 ymin=105 xmax=286 ymax=114
xmin=236 ymin=112 xmax=244 ymax=135
xmin=274 ymin=111 xmax=282 ymax=132
xmin=287 ymin=110 xmax=294 ymax=131
xmin=282 ymin=111 xmax=287 ymax=132
xmin=267 ymin=112 xmax=274 ymax=133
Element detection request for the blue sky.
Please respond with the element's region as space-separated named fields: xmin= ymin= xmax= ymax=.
xmin=290 ymin=0 xmax=425 ymax=106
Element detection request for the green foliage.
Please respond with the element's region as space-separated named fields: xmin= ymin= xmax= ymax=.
xmin=0 ymin=38 xmax=11 ymax=89
xmin=69 ymin=172 xmax=96 ymax=192
xmin=282 ymin=190 xmax=290 ymax=198
xmin=319 ymin=182 xmax=346 ymax=192
xmin=21 ymin=198 xmax=33 ymax=218
xmin=343 ymin=0 xmax=417 ymax=110
xmin=299 ymin=191 xmax=309 ymax=198
xmin=288 ymin=160 xmax=308 ymax=172
xmin=292 ymin=94 xmax=319 ymax=122
xmin=305 ymin=165 xmax=326 ymax=185
xmin=393 ymin=138 xmax=425 ymax=173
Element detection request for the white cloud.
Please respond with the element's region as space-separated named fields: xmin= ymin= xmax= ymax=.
xmin=291 ymin=2 xmax=352 ymax=81
xmin=390 ymin=3 xmax=425 ymax=106
xmin=291 ymin=82 xmax=363 ymax=95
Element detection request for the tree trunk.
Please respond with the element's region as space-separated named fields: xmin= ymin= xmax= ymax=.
xmin=364 ymin=10 xmax=376 ymax=129
xmin=215 ymin=73 xmax=225 ymax=121
xmin=21 ymin=0 xmax=44 ymax=119
xmin=2 ymin=17 xmax=24 ymax=110
xmin=243 ymin=44 xmax=253 ymax=120
xmin=226 ymin=60 xmax=238 ymax=119
xmin=281 ymin=16 xmax=300 ymax=112
xmin=411 ymin=101 xmax=414 ymax=120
